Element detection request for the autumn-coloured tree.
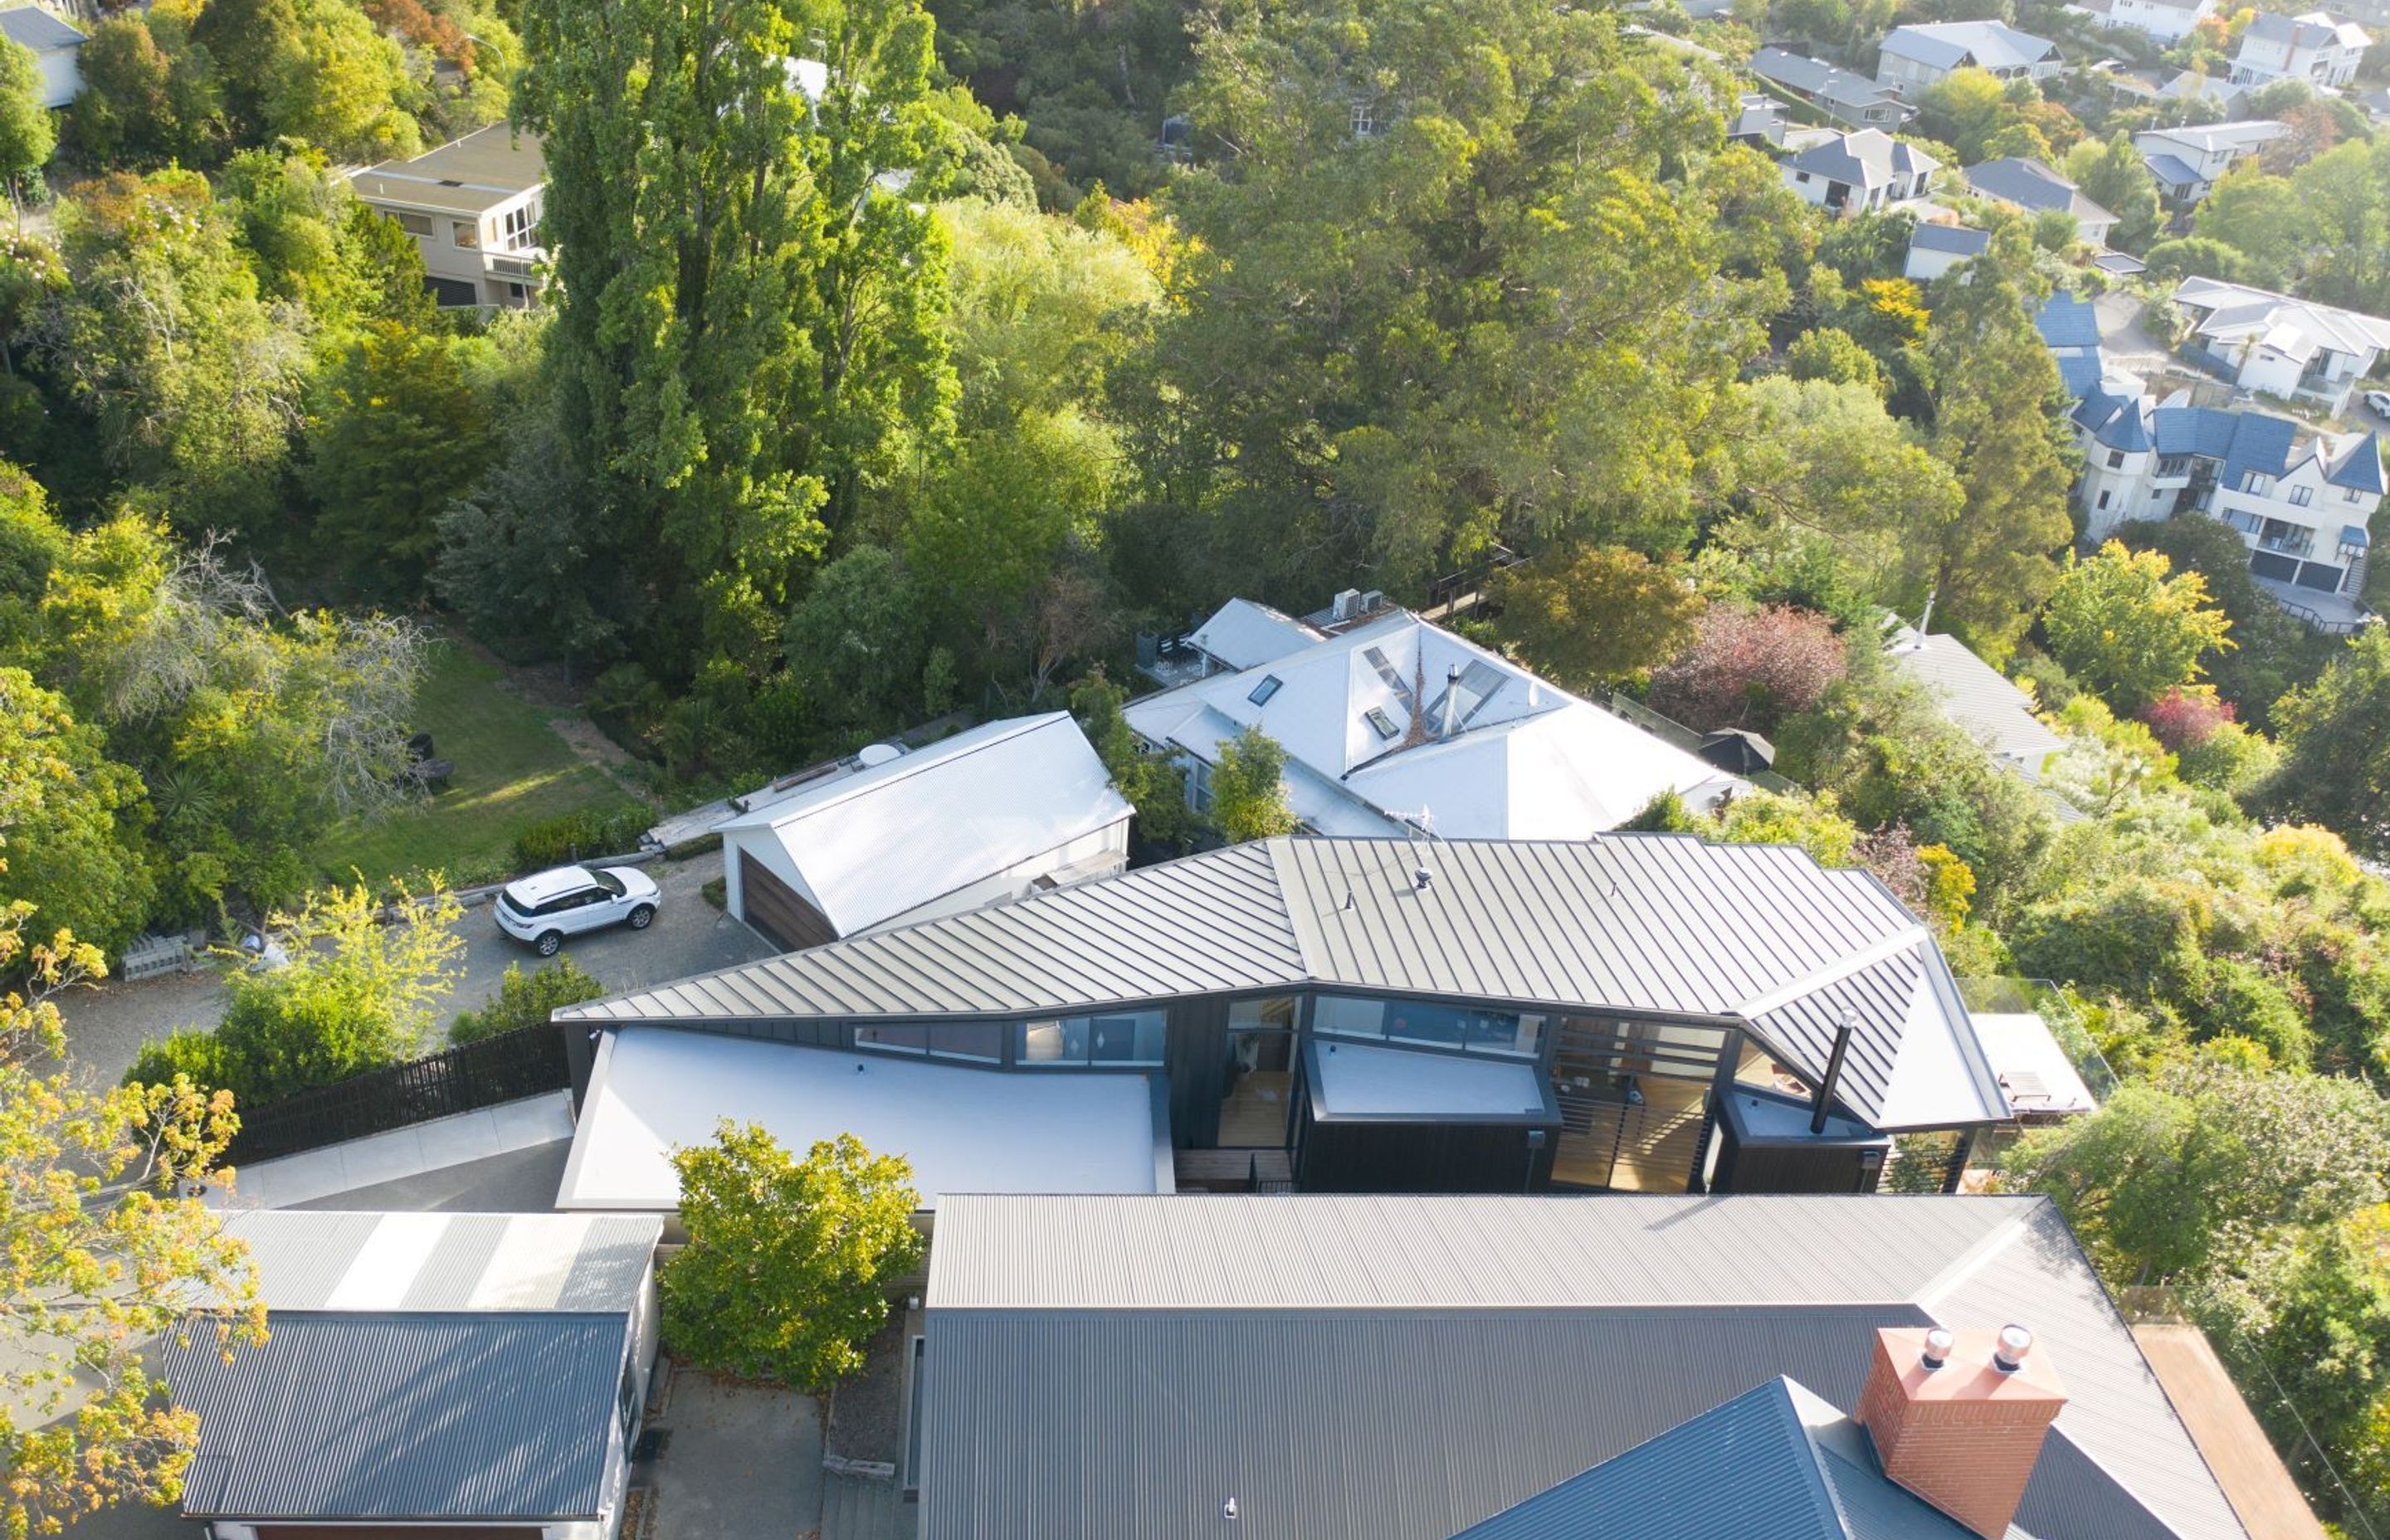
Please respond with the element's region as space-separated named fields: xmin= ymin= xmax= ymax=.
xmin=1491 ymin=545 xmax=1705 ymax=693
xmin=1646 ymin=604 xmax=1847 ymax=734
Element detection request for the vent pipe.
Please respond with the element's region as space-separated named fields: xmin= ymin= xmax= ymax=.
xmin=1441 ymin=663 xmax=1461 ymax=742
xmin=1810 ymin=1011 xmax=1856 ymax=1135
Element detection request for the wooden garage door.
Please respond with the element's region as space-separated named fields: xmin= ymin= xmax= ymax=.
xmin=738 ymin=848 xmax=840 ymax=953
xmin=256 ymin=1527 xmax=541 ymax=1539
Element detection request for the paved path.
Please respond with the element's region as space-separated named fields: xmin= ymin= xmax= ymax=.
xmin=651 ymin=1371 xmax=823 ymax=1540
xmin=53 ymin=847 xmax=768 ymax=1090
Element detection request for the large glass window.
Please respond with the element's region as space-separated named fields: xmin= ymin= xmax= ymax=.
xmin=1220 ymin=997 xmax=1298 ymax=1147
xmin=854 ymin=1021 xmax=1003 ymax=1062
xmin=1018 ymin=1010 xmax=1166 ymax=1066
xmin=1312 ymin=994 xmax=1544 ymax=1057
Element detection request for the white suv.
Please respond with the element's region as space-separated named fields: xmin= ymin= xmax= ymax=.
xmin=495 ymin=865 xmax=660 ymax=956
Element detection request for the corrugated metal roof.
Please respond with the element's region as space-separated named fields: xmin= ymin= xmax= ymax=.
xmin=560 ymin=835 xmax=2005 ymax=1128
xmin=218 ymin=1211 xmax=660 ymax=1311
xmin=163 ymin=1310 xmax=630 ymax=1520
xmin=1889 ymin=631 xmax=2069 ymax=775
xmin=917 ymin=1196 xmax=2244 ymax=1540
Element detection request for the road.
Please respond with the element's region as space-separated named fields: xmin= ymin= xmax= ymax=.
xmin=51 ymin=846 xmax=771 ymax=1090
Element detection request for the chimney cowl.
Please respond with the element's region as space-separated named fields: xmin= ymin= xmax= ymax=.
xmin=1920 ymin=1328 xmax=1953 ymax=1369
xmin=1994 ymin=1324 xmax=2033 ymax=1372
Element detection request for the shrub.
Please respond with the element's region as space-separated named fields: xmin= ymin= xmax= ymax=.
xmin=1647 ymin=603 xmax=1846 ymax=735
xmin=451 ymin=957 xmax=606 ymax=1045
xmin=510 ymin=804 xmax=651 ymax=871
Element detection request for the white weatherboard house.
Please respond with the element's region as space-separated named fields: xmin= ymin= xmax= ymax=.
xmin=1963 ymin=158 xmax=2119 ymax=246
xmin=1124 ymin=602 xmax=1744 ymax=839
xmin=1779 ymin=130 xmax=1939 ymax=215
xmin=2134 ymin=120 xmax=2289 ymax=203
xmin=1875 ymin=21 xmax=2062 ymax=96
xmin=1905 ymin=222 xmax=1992 ymax=281
xmin=1749 ymin=47 xmax=1918 ymax=129
xmin=2231 ymin=9 xmax=2371 ymax=88
xmin=0 ymin=7 xmax=81 ymax=107
xmin=351 ymin=124 xmax=546 ymax=308
xmin=2172 ymin=275 xmax=2390 ymax=417
xmin=715 ymin=711 xmax=1132 ymax=952
xmin=2083 ymin=0 xmax=2217 ymax=44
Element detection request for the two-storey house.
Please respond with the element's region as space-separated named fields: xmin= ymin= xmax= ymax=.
xmin=2134 ymin=120 xmax=2288 ymax=203
xmin=2083 ymin=0 xmax=2217 ymax=44
xmin=1778 ymin=129 xmax=1939 ymax=213
xmin=2173 ymin=275 xmax=2390 ymax=416
xmin=351 ymin=125 xmax=546 ymax=309
xmin=1875 ymin=21 xmax=2062 ymax=97
xmin=2231 ymin=10 xmax=2371 ymax=88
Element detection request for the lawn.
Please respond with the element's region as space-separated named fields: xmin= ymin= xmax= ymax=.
xmin=313 ymin=641 xmax=647 ymax=889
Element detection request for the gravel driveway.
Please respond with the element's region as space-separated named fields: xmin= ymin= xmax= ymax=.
xmin=51 ymin=846 xmax=769 ymax=1089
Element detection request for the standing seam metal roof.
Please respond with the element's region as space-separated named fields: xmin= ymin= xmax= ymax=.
xmin=559 ymin=835 xmax=2002 ymax=1128
xmin=163 ymin=1310 xmax=630 ymax=1520
xmin=918 ymin=1195 xmax=2245 ymax=1540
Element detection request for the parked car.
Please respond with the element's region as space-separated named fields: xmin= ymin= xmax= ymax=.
xmin=2365 ymin=389 xmax=2390 ymax=417
xmin=495 ymin=865 xmax=660 ymax=956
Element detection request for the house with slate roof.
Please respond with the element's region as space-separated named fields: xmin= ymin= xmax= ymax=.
xmin=1875 ymin=21 xmax=2063 ymax=97
xmin=2173 ymin=275 xmax=2390 ymax=416
xmin=1751 ymin=46 xmax=1918 ymax=128
xmin=1780 ymin=129 xmax=1939 ymax=213
xmin=2231 ymin=9 xmax=2370 ymax=89
xmin=2071 ymin=375 xmax=2383 ymax=623
xmin=2135 ymin=121 xmax=2289 ymax=205
xmin=1963 ymin=158 xmax=2119 ymax=246
xmin=913 ymin=1193 xmax=2271 ymax=1540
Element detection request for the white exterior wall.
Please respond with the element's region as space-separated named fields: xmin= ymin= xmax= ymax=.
xmin=361 ymin=188 xmax=543 ymax=307
xmin=2101 ymin=0 xmax=2213 ymax=43
xmin=32 ymin=46 xmax=76 ymax=109
xmin=857 ymin=817 xmax=1131 ymax=935
xmin=1875 ymin=51 xmax=1944 ymax=96
xmin=1905 ymin=245 xmax=1970 ymax=281
xmin=2213 ymin=459 xmax=2378 ymax=587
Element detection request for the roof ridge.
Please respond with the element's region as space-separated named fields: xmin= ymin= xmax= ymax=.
xmin=744 ymin=711 xmax=1069 ymax=831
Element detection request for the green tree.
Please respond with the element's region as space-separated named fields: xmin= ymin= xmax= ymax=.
xmin=1211 ymin=724 xmax=1297 ymax=843
xmin=1491 ymin=544 xmax=1705 ymax=692
xmin=0 ymin=36 xmax=52 ymax=233
xmin=2267 ymin=626 xmax=2390 ymax=853
xmin=0 ymin=666 xmax=154 ymax=960
xmin=1783 ymin=327 xmax=1885 ymax=396
xmin=451 ymin=957 xmax=606 ymax=1045
xmin=780 ymin=546 xmax=934 ymax=735
xmin=2064 ymin=133 xmax=2163 ymax=253
xmin=1915 ymin=241 xmax=2079 ymax=658
xmin=661 ymin=1124 xmax=925 ymax=1390
xmin=69 ymin=16 xmax=190 ymax=167
xmin=129 ymin=882 xmax=465 ymax=1104
xmin=2042 ymin=541 xmax=2234 ymax=712
xmin=2194 ymin=167 xmax=2310 ymax=287
xmin=306 ymin=323 xmax=496 ymax=602
xmin=1070 ymin=668 xmax=1195 ymax=850
xmin=1915 ymin=67 xmax=2012 ymax=162
xmin=1 ymin=897 xmax=263 ymax=1540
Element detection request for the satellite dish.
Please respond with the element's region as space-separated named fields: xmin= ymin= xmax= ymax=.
xmin=856 ymin=743 xmax=905 ymax=768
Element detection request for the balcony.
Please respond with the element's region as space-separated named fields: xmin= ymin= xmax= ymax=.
xmin=2256 ymin=522 xmax=2317 ymax=558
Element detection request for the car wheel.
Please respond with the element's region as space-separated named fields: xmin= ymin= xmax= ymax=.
xmin=535 ymin=930 xmax=563 ymax=957
xmin=628 ymin=904 xmax=656 ymax=930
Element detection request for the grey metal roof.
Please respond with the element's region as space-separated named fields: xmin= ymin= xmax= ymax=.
xmin=1785 ymin=129 xmax=1938 ymax=190
xmin=1751 ymin=46 xmax=1909 ymax=111
xmin=562 ymin=836 xmax=2005 ymax=1128
xmin=1910 ymin=224 xmax=1990 ymax=256
xmin=917 ymin=1195 xmax=2244 ymax=1540
xmin=1879 ymin=20 xmax=2056 ymax=73
xmin=219 ymin=1211 xmax=660 ymax=1311
xmin=163 ymin=1310 xmax=631 ymax=1520
xmin=0 ymin=6 xmax=80 ymax=49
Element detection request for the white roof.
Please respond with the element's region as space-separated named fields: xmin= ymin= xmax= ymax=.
xmin=2174 ymin=275 xmax=2390 ymax=362
xmin=1308 ymin=1041 xmax=1550 ymax=1119
xmin=1188 ymin=597 xmax=1329 ymax=670
xmin=1124 ymin=609 xmax=1742 ymax=839
xmin=216 ymin=1211 xmax=661 ymax=1312
xmin=558 ymin=1026 xmax=1163 ymax=1211
xmin=1887 ymin=628 xmax=2067 ymax=775
xmin=714 ymin=714 xmax=1131 ymax=934
xmin=1973 ymin=1011 xmax=2100 ymax=1116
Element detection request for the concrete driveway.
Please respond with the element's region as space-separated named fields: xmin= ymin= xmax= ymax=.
xmin=649 ymin=1370 xmax=823 ymax=1540
xmin=51 ymin=847 xmax=771 ymax=1089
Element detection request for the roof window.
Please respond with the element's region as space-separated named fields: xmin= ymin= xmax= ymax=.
xmin=1248 ymin=675 xmax=1284 ymax=706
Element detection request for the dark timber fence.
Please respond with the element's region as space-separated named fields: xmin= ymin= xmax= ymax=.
xmin=227 ymin=1022 xmax=573 ymax=1167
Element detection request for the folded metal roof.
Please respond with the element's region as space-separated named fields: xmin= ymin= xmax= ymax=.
xmin=918 ymin=1194 xmax=2246 ymax=1540
xmin=163 ymin=1310 xmax=630 ymax=1522
xmin=561 ymin=835 xmax=2009 ymax=1130
xmin=218 ymin=1211 xmax=660 ymax=1312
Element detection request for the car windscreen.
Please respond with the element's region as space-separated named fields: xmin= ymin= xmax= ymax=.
xmin=593 ymin=870 xmax=627 ymax=897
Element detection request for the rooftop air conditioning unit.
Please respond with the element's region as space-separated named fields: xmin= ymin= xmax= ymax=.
xmin=1332 ymin=587 xmax=1363 ymax=621
xmin=1358 ymin=589 xmax=1384 ymax=615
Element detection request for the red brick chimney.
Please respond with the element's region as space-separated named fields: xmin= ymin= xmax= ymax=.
xmin=1856 ymin=1324 xmax=2068 ymax=1540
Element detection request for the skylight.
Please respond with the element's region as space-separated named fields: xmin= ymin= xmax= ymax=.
xmin=1249 ymin=675 xmax=1284 ymax=706
xmin=1363 ymin=708 xmax=1400 ymax=741
xmin=1361 ymin=646 xmax=1415 ymax=704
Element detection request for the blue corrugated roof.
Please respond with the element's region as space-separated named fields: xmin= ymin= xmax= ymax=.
xmin=2345 ymin=524 xmax=2371 ymax=550
xmin=2036 ymin=295 xmax=2101 ymax=350
xmin=163 ymin=1311 xmax=631 ymax=1521
xmin=1451 ymin=1380 xmax=1849 ymax=1540
xmin=2153 ymin=404 xmax=2233 ymax=459
xmin=2329 ymin=431 xmax=2385 ymax=494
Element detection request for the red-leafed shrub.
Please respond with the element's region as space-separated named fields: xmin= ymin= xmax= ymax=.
xmin=2139 ymin=686 xmax=2236 ymax=753
xmin=1647 ymin=603 xmax=1846 ymax=734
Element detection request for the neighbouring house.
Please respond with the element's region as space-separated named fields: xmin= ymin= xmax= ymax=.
xmin=911 ymin=1192 xmax=2270 ymax=1540
xmin=2172 ymin=275 xmax=2390 ymax=415
xmin=2070 ymin=374 xmax=2383 ymax=626
xmin=157 ymin=1210 xmax=664 ymax=1540
xmin=2080 ymin=0 xmax=2218 ymax=44
xmin=0 ymin=7 xmax=82 ymax=107
xmin=2231 ymin=9 xmax=2370 ymax=88
xmin=1887 ymin=625 xmax=2069 ymax=782
xmin=1904 ymin=222 xmax=1992 ymax=280
xmin=1963 ymin=158 xmax=2119 ymax=246
xmin=1874 ymin=21 xmax=2063 ymax=97
xmin=1730 ymin=90 xmax=1791 ymax=146
xmin=553 ymin=832 xmax=2017 ymax=1211
xmin=1124 ymin=601 xmax=1743 ymax=840
xmin=2037 ymin=291 xmax=2109 ymax=398
xmin=714 ymin=712 xmax=1132 ymax=953
xmin=2134 ymin=120 xmax=2289 ymax=202
xmin=1751 ymin=47 xmax=1919 ymax=129
xmin=351 ymin=124 xmax=546 ymax=309
xmin=1780 ymin=129 xmax=1939 ymax=213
